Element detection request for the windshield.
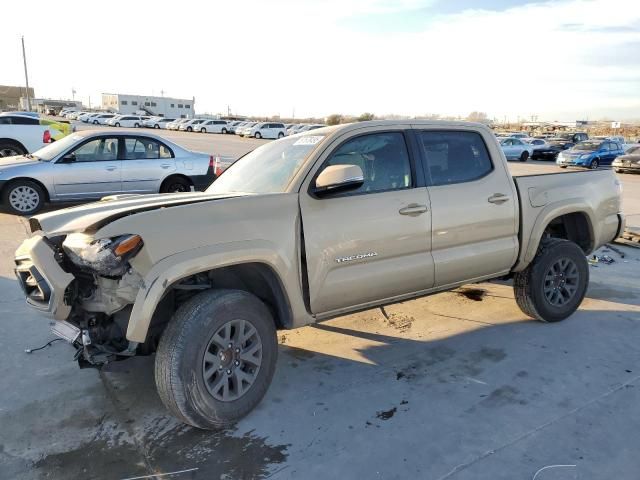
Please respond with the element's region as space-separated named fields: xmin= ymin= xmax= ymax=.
xmin=573 ymin=142 xmax=600 ymax=151
xmin=31 ymin=134 xmax=84 ymax=161
xmin=207 ymin=135 xmax=325 ymax=194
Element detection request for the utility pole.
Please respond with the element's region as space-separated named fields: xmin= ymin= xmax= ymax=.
xmin=72 ymin=87 xmax=76 ymax=100
xmin=21 ymin=36 xmax=31 ymax=111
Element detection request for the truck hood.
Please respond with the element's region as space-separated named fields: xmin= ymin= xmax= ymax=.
xmin=0 ymin=155 xmax=40 ymax=168
xmin=30 ymin=192 xmax=248 ymax=236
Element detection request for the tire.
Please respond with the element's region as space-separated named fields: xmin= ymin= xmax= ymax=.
xmin=0 ymin=141 xmax=27 ymax=158
xmin=154 ymin=124 xmax=160 ymax=129
xmin=134 ymin=123 xmax=140 ymax=128
xmin=559 ymin=166 xmax=567 ymax=169
xmin=278 ymin=132 xmax=284 ymax=139
xmin=519 ymin=151 xmax=529 ymax=162
xmin=115 ymin=122 xmax=121 ymax=127
xmin=589 ymin=158 xmax=599 ymax=169
xmin=514 ymin=238 xmax=588 ymax=323
xmin=155 ymin=290 xmax=278 ymax=429
xmin=254 ymin=132 xmax=262 ymax=139
xmin=614 ymin=168 xmax=621 ymax=173
xmin=187 ymin=127 xmax=193 ymax=132
xmin=160 ymin=176 xmax=191 ymax=193
xmin=2 ymin=179 xmax=45 ymax=215
xmin=221 ymin=128 xmax=227 ymax=134
xmin=200 ymin=128 xmax=207 ymax=133
xmin=93 ymin=120 xmax=99 ymax=125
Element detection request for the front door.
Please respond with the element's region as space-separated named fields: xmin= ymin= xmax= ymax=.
xmin=299 ymin=129 xmax=434 ymax=314
xmin=53 ymin=136 xmax=122 ymax=200
xmin=416 ymin=129 xmax=519 ymax=287
xmin=120 ymin=137 xmax=176 ymax=193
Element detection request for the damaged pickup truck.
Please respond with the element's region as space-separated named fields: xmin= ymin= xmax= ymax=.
xmin=14 ymin=121 xmax=625 ymax=429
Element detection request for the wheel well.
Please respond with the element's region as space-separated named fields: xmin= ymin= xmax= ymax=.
xmin=543 ymin=212 xmax=593 ymax=253
xmin=0 ymin=138 xmax=27 ymax=154
xmin=160 ymin=174 xmax=193 ymax=191
xmin=0 ymin=177 xmax=50 ymax=202
xmin=147 ymin=263 xmax=292 ymax=347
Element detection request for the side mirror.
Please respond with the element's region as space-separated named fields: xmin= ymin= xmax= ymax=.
xmin=60 ymin=153 xmax=76 ymax=163
xmin=314 ymin=164 xmax=364 ymax=195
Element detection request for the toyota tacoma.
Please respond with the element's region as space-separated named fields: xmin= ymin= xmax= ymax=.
xmin=14 ymin=121 xmax=625 ymax=429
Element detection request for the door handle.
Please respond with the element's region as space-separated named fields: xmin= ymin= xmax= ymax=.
xmin=161 ymin=164 xmax=172 ymax=169
xmin=399 ymin=203 xmax=428 ymax=216
xmin=488 ymin=193 xmax=510 ymax=204
xmin=105 ymin=165 xmax=117 ymax=171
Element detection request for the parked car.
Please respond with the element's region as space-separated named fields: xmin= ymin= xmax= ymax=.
xmin=612 ymin=146 xmax=640 ymax=174
xmin=178 ymin=119 xmax=205 ymax=132
xmin=78 ymin=113 xmax=98 ymax=123
xmin=110 ymin=115 xmax=144 ymax=128
xmin=531 ymin=138 xmax=574 ymax=161
xmin=0 ymin=113 xmax=72 ymax=158
xmin=226 ymin=121 xmax=243 ymax=134
xmin=0 ymin=130 xmax=221 ymax=215
xmin=499 ymin=137 xmax=533 ymax=161
xmin=557 ymin=140 xmax=625 ymax=169
xmin=167 ymin=119 xmax=189 ymax=131
xmin=236 ymin=122 xmax=257 ymax=137
xmin=13 ymin=120 xmax=624 ymax=429
xmin=286 ymin=124 xmax=306 ymax=135
xmin=554 ymin=132 xmax=589 ymax=144
xmin=67 ymin=111 xmax=87 ymax=120
xmin=91 ymin=114 xmax=116 ymax=125
xmin=145 ymin=117 xmax=176 ymax=129
xmin=297 ymin=124 xmax=325 ymax=133
xmin=247 ymin=122 xmax=286 ymax=139
xmin=197 ymin=119 xmax=229 ymax=134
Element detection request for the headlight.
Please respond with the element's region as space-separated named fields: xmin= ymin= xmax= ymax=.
xmin=62 ymin=233 xmax=143 ymax=276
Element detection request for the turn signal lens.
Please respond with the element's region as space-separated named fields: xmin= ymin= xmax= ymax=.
xmin=114 ymin=235 xmax=142 ymax=257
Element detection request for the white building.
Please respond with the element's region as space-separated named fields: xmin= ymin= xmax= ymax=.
xmin=101 ymin=93 xmax=195 ymax=118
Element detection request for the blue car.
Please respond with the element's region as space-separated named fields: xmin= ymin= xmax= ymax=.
xmin=556 ymin=140 xmax=625 ymax=169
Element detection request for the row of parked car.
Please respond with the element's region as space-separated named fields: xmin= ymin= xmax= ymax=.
xmin=495 ymin=130 xmax=638 ymax=171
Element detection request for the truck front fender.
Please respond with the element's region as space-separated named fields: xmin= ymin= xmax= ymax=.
xmin=126 ymin=239 xmax=312 ymax=342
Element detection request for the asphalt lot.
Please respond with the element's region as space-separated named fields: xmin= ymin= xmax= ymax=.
xmin=0 ymin=128 xmax=639 ymax=479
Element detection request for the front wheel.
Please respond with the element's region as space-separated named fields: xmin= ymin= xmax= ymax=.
xmin=254 ymin=132 xmax=262 ymax=139
xmin=2 ymin=180 xmax=45 ymax=215
xmin=155 ymin=290 xmax=278 ymax=429
xmin=134 ymin=123 xmax=140 ymax=128
xmin=589 ymin=159 xmax=599 ymax=169
xmin=514 ymin=238 xmax=588 ymax=322
xmin=154 ymin=124 xmax=160 ymax=129
xmin=200 ymin=128 xmax=207 ymax=133
xmin=221 ymin=128 xmax=228 ymax=134
xmin=93 ymin=120 xmax=99 ymax=125
xmin=115 ymin=122 xmax=121 ymax=127
xmin=519 ymin=151 xmax=529 ymax=162
xmin=278 ymin=132 xmax=284 ymax=139
xmin=187 ymin=127 xmax=193 ymax=132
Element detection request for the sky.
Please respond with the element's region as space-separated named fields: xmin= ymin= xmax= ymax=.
xmin=1 ymin=0 xmax=639 ymax=121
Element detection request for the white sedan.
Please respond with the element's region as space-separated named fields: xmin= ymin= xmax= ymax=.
xmin=108 ymin=115 xmax=144 ymax=128
xmin=246 ymin=122 xmax=286 ymax=139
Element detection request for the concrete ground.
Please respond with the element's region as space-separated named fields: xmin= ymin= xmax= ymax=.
xmin=1 ymin=130 xmax=639 ymax=480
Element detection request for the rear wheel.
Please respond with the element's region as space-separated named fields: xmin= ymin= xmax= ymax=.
xmin=514 ymin=238 xmax=588 ymax=322
xmin=221 ymin=128 xmax=228 ymax=134
xmin=155 ymin=290 xmax=278 ymax=429
xmin=2 ymin=180 xmax=45 ymax=215
xmin=0 ymin=141 xmax=26 ymax=158
xmin=154 ymin=124 xmax=160 ymax=129
xmin=590 ymin=158 xmax=599 ymax=169
xmin=187 ymin=127 xmax=193 ymax=132
xmin=161 ymin=176 xmax=191 ymax=193
xmin=134 ymin=123 xmax=140 ymax=128
xmin=115 ymin=122 xmax=121 ymax=127
xmin=200 ymin=128 xmax=207 ymax=133
xmin=93 ymin=120 xmax=99 ymax=125
xmin=519 ymin=151 xmax=529 ymax=162
xmin=278 ymin=132 xmax=284 ymax=139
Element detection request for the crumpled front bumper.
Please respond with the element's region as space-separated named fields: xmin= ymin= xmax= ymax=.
xmin=14 ymin=235 xmax=75 ymax=320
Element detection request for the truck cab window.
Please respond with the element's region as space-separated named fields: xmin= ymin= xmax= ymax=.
xmin=323 ymin=132 xmax=412 ymax=194
xmin=419 ymin=131 xmax=493 ymax=186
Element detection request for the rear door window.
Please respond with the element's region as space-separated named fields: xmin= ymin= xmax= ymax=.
xmin=124 ymin=137 xmax=173 ymax=159
xmin=418 ymin=131 xmax=493 ymax=186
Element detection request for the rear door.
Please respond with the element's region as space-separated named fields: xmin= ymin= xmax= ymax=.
xmin=299 ymin=128 xmax=434 ymax=314
xmin=120 ymin=136 xmax=176 ymax=193
xmin=416 ymin=129 xmax=518 ymax=287
xmin=53 ymin=136 xmax=122 ymax=199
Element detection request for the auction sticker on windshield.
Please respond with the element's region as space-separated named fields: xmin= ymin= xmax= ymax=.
xmin=294 ymin=136 xmax=324 ymax=146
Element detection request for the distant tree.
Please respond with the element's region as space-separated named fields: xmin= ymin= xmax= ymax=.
xmin=357 ymin=112 xmax=375 ymax=122
xmin=467 ymin=111 xmax=489 ymax=122
xmin=326 ymin=114 xmax=343 ymax=126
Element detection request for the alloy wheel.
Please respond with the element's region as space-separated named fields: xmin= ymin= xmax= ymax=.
xmin=202 ymin=319 xmax=263 ymax=402
xmin=8 ymin=186 xmax=40 ymax=213
xmin=543 ymin=258 xmax=579 ymax=306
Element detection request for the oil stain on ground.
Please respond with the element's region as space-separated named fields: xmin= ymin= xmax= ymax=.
xmin=144 ymin=422 xmax=289 ymax=479
xmin=457 ymin=288 xmax=487 ymax=301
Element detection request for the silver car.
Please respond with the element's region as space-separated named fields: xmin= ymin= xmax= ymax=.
xmin=499 ymin=137 xmax=534 ymax=162
xmin=0 ymin=130 xmax=215 ymax=215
